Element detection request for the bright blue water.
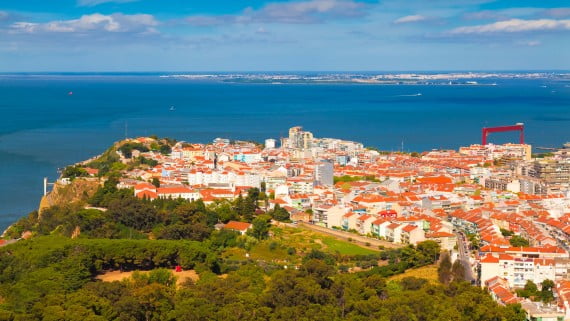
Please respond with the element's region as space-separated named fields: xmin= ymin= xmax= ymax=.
xmin=1 ymin=74 xmax=569 ymax=231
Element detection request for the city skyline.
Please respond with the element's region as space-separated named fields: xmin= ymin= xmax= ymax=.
xmin=0 ymin=0 xmax=569 ymax=71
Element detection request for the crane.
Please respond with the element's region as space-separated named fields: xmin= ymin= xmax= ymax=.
xmin=482 ymin=123 xmax=524 ymax=145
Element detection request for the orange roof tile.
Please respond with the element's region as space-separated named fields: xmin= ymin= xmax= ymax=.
xmin=224 ymin=221 xmax=252 ymax=231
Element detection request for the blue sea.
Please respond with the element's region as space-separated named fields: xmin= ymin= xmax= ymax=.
xmin=1 ymin=73 xmax=569 ymax=232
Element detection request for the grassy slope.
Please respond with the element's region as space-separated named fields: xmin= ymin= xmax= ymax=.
xmin=223 ymin=226 xmax=379 ymax=267
xmin=388 ymin=264 xmax=439 ymax=284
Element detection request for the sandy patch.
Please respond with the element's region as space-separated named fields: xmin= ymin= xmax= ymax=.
xmin=96 ymin=269 xmax=199 ymax=287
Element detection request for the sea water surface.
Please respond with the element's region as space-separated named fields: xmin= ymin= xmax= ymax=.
xmin=1 ymin=73 xmax=569 ymax=231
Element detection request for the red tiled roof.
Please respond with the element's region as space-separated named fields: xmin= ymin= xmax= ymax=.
xmin=387 ymin=223 xmax=400 ymax=229
xmin=499 ymin=254 xmax=514 ymax=261
xmin=135 ymin=182 xmax=155 ymax=190
xmin=224 ymin=221 xmax=252 ymax=231
xmin=481 ymin=254 xmax=499 ymax=263
xmin=136 ymin=190 xmax=157 ymax=199
xmin=428 ymin=231 xmax=455 ymax=238
xmin=157 ymin=186 xmax=193 ymax=194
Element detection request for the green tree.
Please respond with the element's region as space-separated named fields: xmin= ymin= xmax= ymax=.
xmin=156 ymin=223 xmax=211 ymax=241
xmin=159 ymin=144 xmax=171 ymax=155
xmin=62 ymin=166 xmax=89 ymax=180
xmin=416 ymin=240 xmax=441 ymax=263
xmin=247 ymin=216 xmax=270 ymax=240
xmin=300 ymin=259 xmax=335 ymax=288
xmin=451 ymin=260 xmax=465 ymax=282
xmin=210 ymin=200 xmax=237 ymax=223
xmin=151 ymin=177 xmax=160 ymax=188
xmin=400 ymin=277 xmax=427 ymax=290
xmin=438 ymin=252 xmax=452 ymax=284
xmin=107 ymin=196 xmax=159 ymax=231
xmin=509 ymin=235 xmax=530 ymax=247
xmin=269 ymin=204 xmax=290 ymax=222
xmin=118 ymin=142 xmax=149 ymax=158
xmin=525 ymin=280 xmax=538 ymax=293
xmin=467 ymin=233 xmax=481 ymax=250
xmin=539 ymin=279 xmax=555 ymax=303
xmin=235 ymin=194 xmax=256 ymax=222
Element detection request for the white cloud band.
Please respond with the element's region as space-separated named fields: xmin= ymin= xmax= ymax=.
xmin=394 ymin=15 xmax=427 ymax=24
xmin=10 ymin=13 xmax=158 ymax=34
xmin=450 ymin=18 xmax=570 ymax=34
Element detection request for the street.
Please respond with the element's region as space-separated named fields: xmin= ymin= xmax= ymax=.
xmin=456 ymin=231 xmax=476 ymax=284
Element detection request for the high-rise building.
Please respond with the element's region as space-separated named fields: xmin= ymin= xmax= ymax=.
xmin=315 ymin=160 xmax=334 ymax=186
xmin=288 ymin=126 xmax=313 ymax=150
xmin=529 ymin=159 xmax=570 ymax=194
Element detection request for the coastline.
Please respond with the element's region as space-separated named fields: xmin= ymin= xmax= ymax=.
xmin=1 ymin=224 xmax=13 ymax=238
xmin=1 ymin=75 xmax=569 ymax=233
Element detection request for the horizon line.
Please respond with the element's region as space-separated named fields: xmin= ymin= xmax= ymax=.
xmin=1 ymin=69 xmax=569 ymax=74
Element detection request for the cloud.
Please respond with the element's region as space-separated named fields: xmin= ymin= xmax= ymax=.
xmin=185 ymin=15 xmax=238 ymax=27
xmin=462 ymin=10 xmax=508 ymax=21
xmin=9 ymin=13 xmax=158 ymax=34
xmin=516 ymin=40 xmax=541 ymax=46
xmin=0 ymin=10 xmax=15 ymax=25
xmin=249 ymin=0 xmax=367 ymax=23
xmin=77 ymin=0 xmax=139 ymax=7
xmin=462 ymin=8 xmax=547 ymax=21
xmin=185 ymin=0 xmax=369 ymax=26
xmin=255 ymin=27 xmax=269 ymax=34
xmin=449 ymin=19 xmax=570 ymax=34
xmin=394 ymin=15 xmax=428 ymax=24
xmin=540 ymin=8 xmax=570 ymax=19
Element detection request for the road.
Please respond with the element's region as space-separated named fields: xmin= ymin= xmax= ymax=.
xmin=456 ymin=231 xmax=476 ymax=284
xmin=293 ymin=222 xmax=403 ymax=249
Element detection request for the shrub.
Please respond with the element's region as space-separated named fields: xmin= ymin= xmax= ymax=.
xmin=268 ymin=241 xmax=278 ymax=251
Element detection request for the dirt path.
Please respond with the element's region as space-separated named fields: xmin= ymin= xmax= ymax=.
xmin=296 ymin=222 xmax=403 ymax=249
xmin=96 ymin=269 xmax=199 ymax=287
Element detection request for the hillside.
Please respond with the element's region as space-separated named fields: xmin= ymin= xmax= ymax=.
xmin=39 ymin=178 xmax=101 ymax=214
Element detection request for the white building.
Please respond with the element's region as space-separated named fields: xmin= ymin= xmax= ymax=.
xmin=265 ymin=139 xmax=277 ymax=149
xmin=480 ymin=254 xmax=556 ymax=288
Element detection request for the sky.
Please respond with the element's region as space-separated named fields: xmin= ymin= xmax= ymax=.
xmin=0 ymin=0 xmax=569 ymax=71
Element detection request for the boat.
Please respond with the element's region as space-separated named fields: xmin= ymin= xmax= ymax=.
xmin=68 ymin=91 xmax=73 ymax=95
xmin=396 ymin=93 xmax=422 ymax=97
xmin=169 ymin=105 xmax=176 ymax=111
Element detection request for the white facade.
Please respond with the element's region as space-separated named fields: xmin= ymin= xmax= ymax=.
xmin=265 ymin=139 xmax=276 ymax=149
xmin=480 ymin=255 xmax=556 ymax=289
xmin=188 ymin=170 xmax=261 ymax=188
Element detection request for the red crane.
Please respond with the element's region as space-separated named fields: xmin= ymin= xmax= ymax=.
xmin=482 ymin=123 xmax=524 ymax=145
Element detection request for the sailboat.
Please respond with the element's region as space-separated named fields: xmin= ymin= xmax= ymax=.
xmin=169 ymin=105 xmax=176 ymax=111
